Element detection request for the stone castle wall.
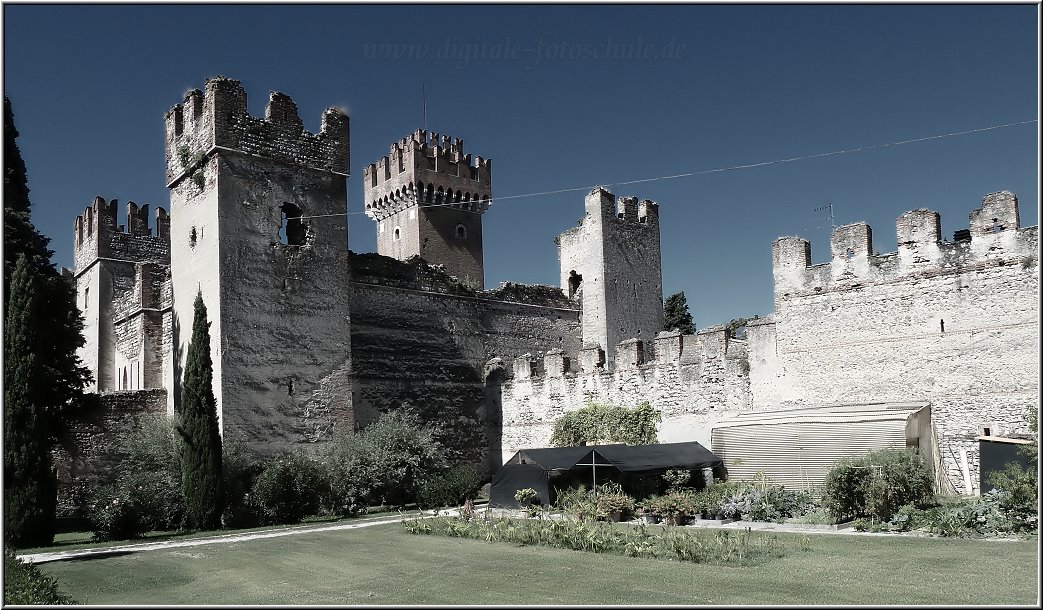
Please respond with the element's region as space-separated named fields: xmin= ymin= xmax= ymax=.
xmin=52 ymin=390 xmax=168 ymax=517
xmin=499 ymin=326 xmax=751 ymax=465
xmin=164 ymin=78 xmax=353 ymax=456
xmin=750 ymin=192 xmax=1039 ymax=494
xmin=348 ymin=252 xmax=581 ymax=470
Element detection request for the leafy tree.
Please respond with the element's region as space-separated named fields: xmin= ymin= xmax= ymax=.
xmin=178 ymin=291 xmax=223 ymax=530
xmin=3 ymin=97 xmax=91 ymax=433
xmin=3 ymin=254 xmax=57 ymax=547
xmin=662 ymin=291 xmax=695 ymax=335
xmin=549 ymin=401 xmax=661 ymax=447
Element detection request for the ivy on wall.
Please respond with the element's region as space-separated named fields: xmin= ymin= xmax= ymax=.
xmin=548 ymin=401 xmax=662 ymax=447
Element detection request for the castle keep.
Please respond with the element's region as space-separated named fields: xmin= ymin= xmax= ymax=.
xmin=61 ymin=76 xmax=1038 ymax=507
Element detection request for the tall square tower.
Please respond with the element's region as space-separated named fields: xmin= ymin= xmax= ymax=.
xmin=363 ymin=130 xmax=491 ymax=289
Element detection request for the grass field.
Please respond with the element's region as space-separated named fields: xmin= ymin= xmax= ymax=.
xmin=37 ymin=522 xmax=1039 ymax=605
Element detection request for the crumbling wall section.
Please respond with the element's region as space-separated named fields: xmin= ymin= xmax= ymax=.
xmin=51 ymin=390 xmax=168 ymax=517
xmin=754 ymin=192 xmax=1039 ymax=494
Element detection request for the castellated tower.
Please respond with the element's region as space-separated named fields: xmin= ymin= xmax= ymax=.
xmin=557 ymin=187 xmax=664 ymax=366
xmin=363 ymin=130 xmax=492 ymax=289
xmin=164 ymin=76 xmax=352 ymax=455
xmin=73 ymin=196 xmax=172 ymax=394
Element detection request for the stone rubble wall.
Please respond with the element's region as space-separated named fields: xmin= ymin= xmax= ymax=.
xmin=52 ymin=390 xmax=169 ymax=518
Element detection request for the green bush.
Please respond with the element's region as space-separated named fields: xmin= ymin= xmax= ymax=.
xmin=417 ymin=464 xmax=484 ymax=510
xmin=548 ymin=401 xmax=661 ymax=447
xmin=822 ymin=448 xmax=934 ymax=522
xmin=402 ymin=516 xmax=789 ymax=567
xmin=221 ymin=438 xmax=262 ymax=528
xmin=322 ymin=409 xmax=446 ymax=514
xmin=985 ymin=460 xmax=1038 ymax=525
xmin=84 ymin=416 xmax=187 ymax=541
xmin=3 ymin=547 xmax=78 ymax=604
xmin=250 ymin=451 xmax=325 ymax=525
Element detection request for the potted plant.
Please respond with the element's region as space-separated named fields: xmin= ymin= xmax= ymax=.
xmin=636 ymin=498 xmax=660 ymax=524
xmin=514 ymin=488 xmax=539 ymax=518
xmin=596 ymin=491 xmax=635 ymax=523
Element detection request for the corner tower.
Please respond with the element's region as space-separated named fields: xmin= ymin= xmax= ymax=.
xmin=363 ymin=130 xmax=491 ymax=288
xmin=557 ymin=187 xmax=664 ymax=365
xmin=164 ymin=76 xmax=352 ymax=455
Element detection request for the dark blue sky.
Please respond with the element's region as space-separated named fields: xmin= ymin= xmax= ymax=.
xmin=4 ymin=5 xmax=1038 ymax=326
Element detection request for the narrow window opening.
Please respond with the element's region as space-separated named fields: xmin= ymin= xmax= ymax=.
xmin=279 ymin=203 xmax=307 ymax=246
xmin=568 ymin=270 xmax=583 ymax=299
xmin=940 ymin=319 xmax=945 ymax=333
xmin=846 ymin=248 xmax=855 ymax=260
xmin=982 ymin=426 xmax=992 ymax=437
xmin=189 ymin=226 xmax=197 ymax=248
xmin=394 ymin=227 xmax=401 ymax=241
xmin=84 ymin=287 xmax=89 ymax=309
xmin=456 ymin=224 xmax=467 ymax=239
xmin=288 ymin=379 xmax=295 ymax=396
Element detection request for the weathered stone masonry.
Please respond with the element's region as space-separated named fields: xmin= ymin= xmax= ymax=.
xmin=748 ymin=192 xmax=1038 ymax=494
xmin=64 ymin=75 xmax=1037 ymax=510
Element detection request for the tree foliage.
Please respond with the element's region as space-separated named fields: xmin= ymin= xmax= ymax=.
xmin=323 ymin=408 xmax=446 ymax=514
xmin=662 ymin=291 xmax=695 ymax=335
xmin=549 ymin=401 xmax=661 ymax=447
xmin=3 ymin=97 xmax=91 ymax=432
xmin=84 ymin=415 xmax=187 ymax=541
xmin=3 ymin=254 xmax=57 ymax=547
xmin=178 ymin=291 xmax=223 ymax=530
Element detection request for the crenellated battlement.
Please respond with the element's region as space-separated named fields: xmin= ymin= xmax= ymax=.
xmin=576 ymin=187 xmax=659 ymax=227
xmin=163 ymin=76 xmax=349 ymax=187
xmin=363 ymin=128 xmax=493 ymax=221
xmin=73 ymin=196 xmax=171 ymax=273
xmin=508 ymin=325 xmax=738 ymax=382
xmin=771 ymin=191 xmax=1037 ymax=297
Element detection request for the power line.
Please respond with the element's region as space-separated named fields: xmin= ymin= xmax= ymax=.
xmin=294 ymin=119 xmax=1036 ymax=221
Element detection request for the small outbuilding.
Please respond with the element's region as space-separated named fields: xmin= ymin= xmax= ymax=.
xmin=490 ymin=441 xmax=724 ymax=508
xmin=978 ymin=435 xmax=1036 ymax=493
xmin=710 ymin=402 xmax=939 ymax=492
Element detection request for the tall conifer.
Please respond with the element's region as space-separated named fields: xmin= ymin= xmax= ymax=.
xmin=3 ymin=97 xmax=90 ymax=432
xmin=3 ymin=254 xmax=57 ymax=547
xmin=663 ymin=291 xmax=695 ymax=335
xmin=178 ymin=291 xmax=223 ymax=529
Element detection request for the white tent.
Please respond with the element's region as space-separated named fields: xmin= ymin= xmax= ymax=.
xmin=710 ymin=402 xmax=937 ymax=492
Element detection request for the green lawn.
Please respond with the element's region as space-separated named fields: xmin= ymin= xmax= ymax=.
xmin=37 ymin=523 xmax=1038 ymax=605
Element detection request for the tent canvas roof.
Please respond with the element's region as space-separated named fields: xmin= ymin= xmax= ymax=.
xmin=511 ymin=441 xmax=723 ymax=474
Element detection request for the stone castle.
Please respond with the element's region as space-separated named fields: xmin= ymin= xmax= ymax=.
xmin=60 ymin=76 xmax=1039 ymax=504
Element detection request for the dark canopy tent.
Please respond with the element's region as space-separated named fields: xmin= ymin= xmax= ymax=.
xmin=490 ymin=441 xmax=724 ymax=508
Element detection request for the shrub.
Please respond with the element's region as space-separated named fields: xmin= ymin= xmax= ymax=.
xmin=3 ymin=547 xmax=78 ymax=604
xmin=822 ymin=448 xmax=934 ymax=522
xmin=221 ymin=438 xmax=262 ymax=528
xmin=595 ymin=491 xmax=636 ymax=519
xmin=548 ymin=401 xmax=661 ymax=447
xmin=402 ymin=516 xmax=789 ymax=567
xmin=250 ymin=451 xmax=325 ymax=525
xmin=662 ymin=469 xmax=691 ymax=491
xmin=417 ymin=464 xmax=484 ymax=510
xmin=555 ymin=485 xmax=597 ymax=520
xmin=322 ymin=409 xmax=446 ymax=513
xmin=985 ymin=460 xmax=1038 ymax=526
xmin=514 ymin=488 xmax=539 ymax=506
xmin=84 ymin=416 xmax=187 ymax=541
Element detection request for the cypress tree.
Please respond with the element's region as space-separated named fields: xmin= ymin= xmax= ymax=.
xmin=3 ymin=254 xmax=57 ymax=547
xmin=663 ymin=291 xmax=695 ymax=335
xmin=178 ymin=291 xmax=223 ymax=529
xmin=3 ymin=97 xmax=90 ymax=433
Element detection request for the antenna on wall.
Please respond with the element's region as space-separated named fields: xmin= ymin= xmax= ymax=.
xmin=814 ymin=202 xmax=835 ymax=231
xmin=422 ymin=82 xmax=427 ymax=132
